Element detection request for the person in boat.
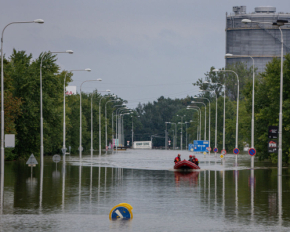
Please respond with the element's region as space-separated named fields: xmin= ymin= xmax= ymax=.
xmin=174 ymin=154 xmax=181 ymax=163
xmin=192 ymin=155 xmax=199 ymax=166
xmin=188 ymin=155 xmax=193 ymax=162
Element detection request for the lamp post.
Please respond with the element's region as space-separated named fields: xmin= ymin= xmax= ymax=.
xmin=177 ymin=115 xmax=186 ymax=150
xmin=79 ymin=79 xmax=102 ymax=160
xmin=63 ymin=69 xmax=91 ymax=156
xmin=91 ymin=90 xmax=110 ymax=157
xmin=119 ymin=109 xmax=132 ymax=146
xmin=187 ymin=107 xmax=201 ymax=140
xmin=226 ymin=53 xmax=255 ymax=167
xmin=185 ymin=121 xmax=192 ymax=150
xmin=167 ymin=122 xmax=177 ymax=149
xmin=115 ymin=106 xmax=126 ymax=152
xmin=120 ymin=112 xmax=132 ymax=146
xmin=213 ymin=69 xmax=239 ymax=154
xmin=194 ymin=97 xmax=211 ymax=153
xmin=191 ymin=101 xmax=207 ymax=140
xmin=131 ymin=115 xmax=140 ymax=148
xmin=202 ymin=82 xmax=225 ymax=156
xmin=1 ymin=19 xmax=44 ymax=179
xmin=105 ymin=97 xmax=117 ymax=154
xmin=165 ymin=122 xmax=170 ymax=149
xmin=99 ymin=91 xmax=111 ymax=156
xmin=242 ymin=19 xmax=289 ymax=175
xmin=40 ymin=50 xmax=73 ymax=159
xmin=113 ymin=104 xmax=126 ymax=151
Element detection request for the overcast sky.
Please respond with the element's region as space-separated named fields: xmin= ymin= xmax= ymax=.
xmin=1 ymin=0 xmax=289 ymax=108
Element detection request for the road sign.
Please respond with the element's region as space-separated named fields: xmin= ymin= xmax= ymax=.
xmin=109 ymin=203 xmax=133 ymax=220
xmin=233 ymin=148 xmax=240 ymax=155
xmin=221 ymin=149 xmax=226 ymax=155
xmin=268 ymin=140 xmax=278 ymax=153
xmin=53 ymin=154 xmax=61 ymax=163
xmin=268 ymin=126 xmax=278 ymax=139
xmin=127 ymin=141 xmax=130 ymax=146
xmin=203 ymin=152 xmax=207 ymax=155
xmin=248 ymin=148 xmax=256 ymax=156
xmin=193 ymin=140 xmax=209 ymax=152
xmin=213 ymin=147 xmax=218 ymax=153
xmin=26 ymin=154 xmax=38 ymax=167
xmin=168 ymin=140 xmax=171 ymax=145
xmin=207 ymin=147 xmax=211 ymax=152
xmin=61 ymin=148 xmax=67 ymax=154
xmin=5 ymin=134 xmax=15 ymax=148
xmin=78 ymin=146 xmax=83 ymax=151
xmin=220 ymin=154 xmax=224 ymax=159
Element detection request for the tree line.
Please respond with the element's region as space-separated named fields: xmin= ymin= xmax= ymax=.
xmin=124 ymin=54 xmax=290 ymax=165
xmin=1 ymin=49 xmax=125 ymax=160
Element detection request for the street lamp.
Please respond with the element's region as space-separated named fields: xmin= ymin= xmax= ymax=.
xmin=99 ymin=90 xmax=111 ymax=156
xmin=1 ymin=19 xmax=44 ymax=182
xmin=120 ymin=112 xmax=132 ymax=146
xmin=226 ymin=53 xmax=255 ymax=167
xmin=184 ymin=121 xmax=193 ymax=150
xmin=91 ymin=90 xmax=110 ymax=157
xmin=63 ymin=69 xmax=91 ymax=156
xmin=177 ymin=114 xmax=186 ymax=150
xmin=242 ymin=19 xmax=289 ymax=175
xmin=202 ymin=82 xmax=225 ymax=156
xmin=40 ymin=50 xmax=73 ymax=161
xmin=165 ymin=122 xmax=170 ymax=149
xmin=131 ymin=115 xmax=140 ymax=148
xmin=115 ymin=106 xmax=126 ymax=151
xmin=105 ymin=96 xmax=117 ymax=154
xmin=194 ymin=97 xmax=211 ymax=154
xmin=167 ymin=122 xmax=177 ymax=149
xmin=119 ymin=108 xmax=132 ymax=146
xmin=187 ymin=107 xmax=201 ymax=140
xmin=79 ymin=79 xmax=102 ymax=160
xmin=213 ymin=68 xmax=239 ymax=154
xmin=191 ymin=101 xmax=207 ymax=140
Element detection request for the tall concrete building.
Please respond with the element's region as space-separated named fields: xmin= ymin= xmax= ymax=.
xmin=225 ymin=6 xmax=290 ymax=73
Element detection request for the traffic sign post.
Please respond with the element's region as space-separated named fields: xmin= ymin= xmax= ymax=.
xmin=213 ymin=148 xmax=218 ymax=153
xmin=221 ymin=149 xmax=226 ymax=156
xmin=53 ymin=154 xmax=61 ymax=163
xmin=26 ymin=154 xmax=38 ymax=177
xmin=233 ymin=148 xmax=240 ymax=155
xmin=248 ymin=148 xmax=256 ymax=156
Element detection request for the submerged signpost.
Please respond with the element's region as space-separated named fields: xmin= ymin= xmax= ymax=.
xmin=26 ymin=154 xmax=38 ymax=178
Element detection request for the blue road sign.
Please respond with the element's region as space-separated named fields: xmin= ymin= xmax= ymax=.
xmin=248 ymin=148 xmax=256 ymax=156
xmin=233 ymin=148 xmax=239 ymax=155
xmin=213 ymin=148 xmax=218 ymax=153
xmin=109 ymin=203 xmax=133 ymax=220
xmin=193 ymin=140 xmax=209 ymax=152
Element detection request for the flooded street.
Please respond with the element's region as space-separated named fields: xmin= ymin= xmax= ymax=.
xmin=1 ymin=150 xmax=290 ymax=231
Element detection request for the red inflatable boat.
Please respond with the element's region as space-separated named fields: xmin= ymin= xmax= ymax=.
xmin=174 ymin=159 xmax=200 ymax=170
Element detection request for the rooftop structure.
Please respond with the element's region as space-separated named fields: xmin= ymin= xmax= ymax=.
xmin=225 ymin=6 xmax=290 ymax=73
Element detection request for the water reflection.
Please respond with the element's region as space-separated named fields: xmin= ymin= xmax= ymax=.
xmin=278 ymin=175 xmax=282 ymax=226
xmin=174 ymin=171 xmax=199 ymax=186
xmin=62 ymin=154 xmax=66 ymax=211
xmin=250 ymin=169 xmax=254 ymax=221
xmin=0 ymin=151 xmax=289 ymax=231
xmin=39 ymin=162 xmax=43 ymax=210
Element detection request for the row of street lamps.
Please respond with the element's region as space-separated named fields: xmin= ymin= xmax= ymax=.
xmin=184 ymin=18 xmax=288 ymax=175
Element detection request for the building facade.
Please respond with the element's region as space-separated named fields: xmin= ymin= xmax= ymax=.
xmin=226 ymin=6 xmax=290 ymax=73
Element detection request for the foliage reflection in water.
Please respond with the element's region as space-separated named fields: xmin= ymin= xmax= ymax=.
xmin=0 ymin=150 xmax=289 ymax=231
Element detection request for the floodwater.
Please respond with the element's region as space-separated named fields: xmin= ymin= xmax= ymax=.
xmin=1 ymin=149 xmax=290 ymax=231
